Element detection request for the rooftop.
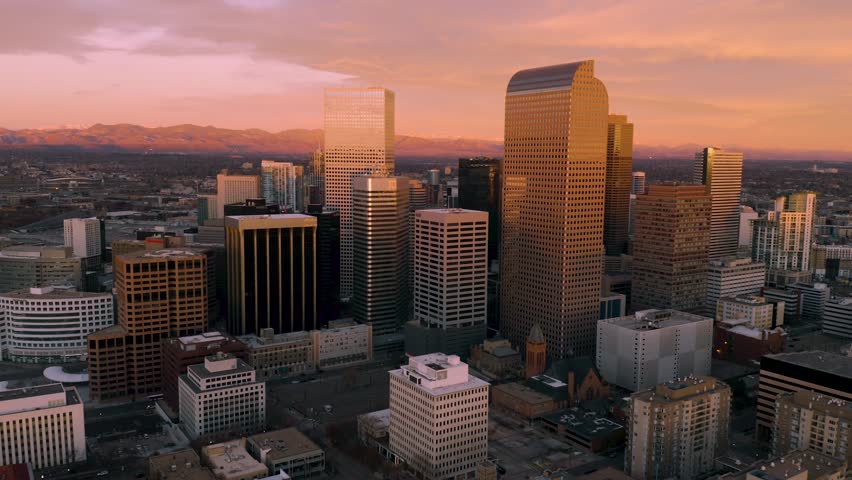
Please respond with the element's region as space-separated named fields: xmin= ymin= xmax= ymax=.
xmin=0 ymin=383 xmax=65 ymax=403
xmin=237 ymin=330 xmax=312 ymax=348
xmin=202 ymin=439 xmax=267 ymax=479
xmin=633 ymin=375 xmax=728 ymax=403
xmin=742 ymin=450 xmax=845 ymax=480
xmin=247 ymin=428 xmax=323 ymax=462
xmin=763 ymin=351 xmax=852 ymax=379
xmin=391 ymin=353 xmax=489 ymax=395
xmin=600 ymin=309 xmax=711 ymax=331
xmin=179 ymin=331 xmax=228 ymax=346
xmin=0 ymin=286 xmax=110 ymax=300
xmin=779 ymin=390 xmax=852 ymax=418
xmin=494 ymin=382 xmax=555 ymax=405
xmin=357 ymin=409 xmax=390 ymax=430
xmin=0 ymin=245 xmax=75 ymax=259
xmin=537 ymin=408 xmax=624 ymax=440
xmin=148 ymin=448 xmax=215 ymax=480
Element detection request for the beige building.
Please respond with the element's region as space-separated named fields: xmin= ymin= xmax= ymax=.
xmin=773 ymin=390 xmax=852 ymax=466
xmin=201 ymin=438 xmax=268 ymax=480
xmin=501 ymin=60 xmax=609 ymax=358
xmin=717 ymin=295 xmax=784 ymax=330
xmin=215 ymin=172 xmax=261 ymax=218
xmin=63 ymin=217 xmax=102 ymax=265
xmin=148 ymin=448 xmax=215 ymax=480
xmin=718 ymin=450 xmax=847 ymax=480
xmin=627 ymin=376 xmax=731 ymax=480
xmin=694 ymin=147 xmax=743 ymax=260
xmin=311 ymin=318 xmax=372 ymax=369
xmin=705 ymin=258 xmax=767 ymax=317
xmin=0 ymin=245 xmax=83 ymax=293
xmin=389 ymin=353 xmax=490 ymax=479
xmin=752 ymin=192 xmax=817 ymax=282
xmin=247 ymin=428 xmax=325 ymax=479
xmin=604 ymin=114 xmax=634 ymax=257
xmin=324 ymin=87 xmax=395 ymax=300
xmin=261 ymin=160 xmax=305 ymax=212
xmin=0 ymin=383 xmax=86 ymax=469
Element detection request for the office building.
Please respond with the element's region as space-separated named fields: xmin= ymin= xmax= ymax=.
xmin=389 ymin=353 xmax=489 ymax=480
xmin=762 ymin=286 xmax=804 ymax=323
xmin=311 ymin=318 xmax=372 ymax=370
xmin=600 ymin=292 xmax=627 ymax=320
xmin=752 ymin=192 xmax=817 ymax=282
xmin=63 ymin=217 xmax=102 ymax=267
xmin=238 ymin=329 xmax=314 ymax=380
xmin=458 ymin=157 xmax=501 ymax=267
xmin=596 ymin=309 xmax=713 ymax=391
xmin=755 ymin=352 xmax=852 ymax=441
xmin=631 ymin=171 xmax=646 ymax=195
xmin=739 ymin=206 xmax=759 ymax=247
xmin=408 ymin=179 xmax=429 ymax=212
xmin=247 ymin=428 xmax=325 ymax=479
xmin=222 ymin=198 xmax=281 ymax=216
xmin=148 ymin=448 xmax=215 ymax=480
xmin=632 ymin=184 xmax=711 ymax=313
xmin=352 ymin=176 xmax=409 ymax=346
xmin=604 ymin=115 xmax=633 ymax=256
xmin=178 ymin=353 xmax=266 ymax=439
xmin=627 ymin=376 xmax=731 ymax=480
xmin=307 ymin=148 xmax=325 ymax=205
xmin=812 ymin=244 xmax=852 ymax=280
xmin=201 ymin=439 xmax=268 ymax=480
xmin=426 ymin=169 xmax=442 ymax=206
xmin=694 ymin=147 xmax=743 ymax=259
xmin=501 ymin=61 xmax=609 ymax=358
xmin=0 ymin=245 xmax=83 ymax=293
xmin=324 ymin=87 xmax=395 ymax=300
xmin=261 ymin=160 xmax=306 ymax=212
xmin=197 ymin=194 xmax=218 ymax=227
xmin=823 ymin=296 xmax=852 ymax=338
xmin=774 ymin=390 xmax=852 ymax=468
xmin=306 ymin=204 xmax=341 ymax=326
xmin=705 ymin=258 xmax=766 ymax=317
xmin=225 ymin=214 xmax=317 ymax=335
xmin=716 ymin=294 xmax=784 ymax=329
xmin=0 ymin=384 xmax=86 ymax=469
xmin=0 ymin=287 xmax=113 ymax=363
xmin=215 ymin=172 xmax=261 ymax=218
xmin=406 ymin=209 xmax=488 ymax=358
xmin=790 ymin=282 xmax=830 ymax=322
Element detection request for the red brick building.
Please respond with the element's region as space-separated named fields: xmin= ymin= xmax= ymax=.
xmin=713 ymin=320 xmax=785 ymax=364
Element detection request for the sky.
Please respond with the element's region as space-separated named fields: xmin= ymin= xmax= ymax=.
xmin=3 ymin=0 xmax=852 ymax=151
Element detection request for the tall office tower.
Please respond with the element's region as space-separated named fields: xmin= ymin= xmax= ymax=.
xmin=627 ymin=376 xmax=731 ymax=480
xmin=0 ymin=384 xmax=86 ymax=469
xmin=307 ymin=205 xmax=341 ymax=326
xmin=308 ymin=148 xmax=325 ymax=205
xmin=823 ymin=296 xmax=852 ymax=338
xmin=324 ymin=87 xmax=395 ymax=300
xmin=64 ymin=217 xmax=102 ymax=267
xmin=408 ymin=179 xmax=428 ymax=212
xmin=225 ymin=214 xmax=317 ymax=335
xmin=458 ymin=157 xmax=501 ymax=268
xmin=755 ymin=352 xmax=852 ymax=441
xmin=261 ymin=160 xmax=305 ymax=212
xmin=406 ymin=209 xmax=488 ymax=358
xmin=501 ymin=60 xmax=609 ymax=358
xmin=752 ymin=192 xmax=817 ymax=283
xmin=426 ymin=169 xmax=442 ymax=206
xmin=694 ymin=147 xmax=743 ymax=260
xmin=352 ymin=176 xmax=409 ymax=350
xmin=604 ymin=115 xmax=634 ymax=256
xmin=632 ymin=184 xmax=711 ymax=313
xmin=705 ymin=258 xmax=766 ymax=317
xmin=631 ymin=171 xmax=646 ymax=195
xmin=197 ymin=194 xmax=217 ymax=225
xmin=215 ymin=172 xmax=261 ymax=218
xmin=389 ymin=353 xmax=489 ymax=480
xmin=773 ymin=390 xmax=852 ymax=466
xmin=739 ymin=205 xmax=758 ymax=247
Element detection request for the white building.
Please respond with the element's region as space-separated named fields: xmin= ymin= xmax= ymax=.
xmin=311 ymin=319 xmax=372 ymax=369
xmin=739 ymin=206 xmax=758 ymax=247
xmin=261 ymin=160 xmax=305 ymax=212
xmin=705 ymin=258 xmax=766 ymax=317
xmin=631 ymin=171 xmax=646 ymax=195
xmin=596 ymin=309 xmax=713 ymax=391
xmin=63 ymin=217 xmax=101 ymax=261
xmin=216 ymin=172 xmax=261 ymax=218
xmin=716 ymin=294 xmax=784 ymax=329
xmin=0 ymin=287 xmax=113 ymax=363
xmin=0 ymin=383 xmax=86 ymax=469
xmin=179 ymin=353 xmax=266 ymax=439
xmin=389 ymin=353 xmax=489 ymax=480
xmin=790 ymin=282 xmax=831 ymax=322
xmin=823 ymin=296 xmax=852 ymax=339
xmin=752 ymin=192 xmax=816 ymax=274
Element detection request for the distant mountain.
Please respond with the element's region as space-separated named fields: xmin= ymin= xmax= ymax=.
xmin=0 ymin=124 xmax=849 ymax=161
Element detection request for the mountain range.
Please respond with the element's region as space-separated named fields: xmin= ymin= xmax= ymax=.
xmin=1 ymin=124 xmax=850 ymax=161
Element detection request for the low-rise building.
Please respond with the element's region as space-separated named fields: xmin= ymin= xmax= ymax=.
xmin=773 ymin=390 xmax=852 ymax=467
xmin=492 ymin=382 xmax=559 ymax=419
xmin=535 ymin=408 xmax=625 ymax=453
xmin=0 ymin=245 xmax=83 ymax=293
xmin=545 ymin=356 xmax=610 ymax=406
xmin=823 ymin=296 xmax=852 ymax=339
xmin=716 ymin=450 xmax=847 ymax=480
xmin=468 ymin=337 xmax=521 ymax=380
xmin=148 ymin=448 xmax=215 ymax=480
xmin=311 ymin=318 xmax=372 ymax=369
xmin=238 ymin=329 xmax=314 ymax=381
xmin=247 ymin=428 xmax=325 ymax=479
xmin=714 ymin=319 xmax=785 ymax=364
xmin=716 ymin=294 xmax=784 ymax=329
xmin=201 ymin=438 xmax=268 ymax=480
xmin=357 ymin=409 xmax=390 ymax=449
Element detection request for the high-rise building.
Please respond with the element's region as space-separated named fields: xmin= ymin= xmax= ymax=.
xmin=63 ymin=217 xmax=102 ymax=267
xmin=389 ymin=353 xmax=489 ymax=480
xmin=197 ymin=194 xmax=217 ymax=226
xmin=426 ymin=169 xmax=442 ymax=207
xmin=261 ymin=160 xmax=306 ymax=212
xmin=631 ymin=171 xmax=646 ymax=195
xmin=225 ymin=214 xmax=317 ymax=335
xmin=596 ymin=309 xmax=713 ymax=391
xmin=406 ymin=209 xmax=488 ymax=358
xmin=772 ymin=389 xmax=852 ymax=467
xmin=761 ymin=286 xmax=804 ymax=323
xmin=752 ymin=192 xmax=817 ymax=282
xmin=352 ymin=176 xmax=409 ymax=349
xmin=789 ymin=282 xmax=831 ymax=322
xmin=755 ymin=352 xmax=852 ymax=441
xmin=458 ymin=157 xmax=501 ymax=267
xmin=324 ymin=87 xmax=395 ymax=300
xmin=694 ymin=147 xmax=743 ymax=260
xmin=0 ymin=384 xmax=86 ymax=469
xmin=705 ymin=257 xmax=766 ymax=317
xmin=823 ymin=296 xmax=852 ymax=338
xmin=739 ymin=205 xmax=758 ymax=247
xmin=604 ymin=115 xmax=634 ymax=256
xmin=627 ymin=376 xmax=730 ymax=480
xmin=215 ymin=172 xmax=261 ymax=218
xmin=632 ymin=184 xmax=711 ymax=313
xmin=408 ymin=179 xmax=428 ymax=212
xmin=307 ymin=205 xmax=341 ymax=326
xmin=307 ymin=148 xmax=325 ymax=205
xmin=178 ymin=353 xmax=266 ymax=439
xmin=223 ymin=198 xmax=281 ymax=216
xmin=501 ymin=60 xmax=609 ymax=358
xmin=0 ymin=245 xmax=83 ymax=293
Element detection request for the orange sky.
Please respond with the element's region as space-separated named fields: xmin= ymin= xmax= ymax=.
xmin=3 ymin=0 xmax=852 ymax=151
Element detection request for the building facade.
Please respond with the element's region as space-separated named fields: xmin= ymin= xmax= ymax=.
xmin=772 ymin=389 xmax=852 ymax=467
xmin=716 ymin=295 xmax=784 ymax=330
xmin=215 ymin=172 xmax=261 ymax=218
xmin=63 ymin=217 xmax=103 ymax=266
xmin=705 ymin=258 xmax=766 ymax=317
xmin=631 ymin=172 xmax=646 ymax=195
xmin=238 ymin=329 xmax=314 ymax=380
xmin=306 ymin=205 xmax=341 ymax=327
xmin=311 ymin=319 xmax=372 ymax=370
xmin=458 ymin=157 xmax=501 ymax=267
xmin=789 ymin=282 xmax=830 ymax=322
xmin=261 ymin=160 xmax=306 ymax=212
xmin=694 ymin=147 xmax=743 ymax=260
xmin=823 ymin=296 xmax=852 ymax=338
xmin=0 ymin=246 xmax=83 ymax=293
xmin=752 ymin=192 xmax=817 ymax=280
xmin=604 ymin=114 xmax=634 ymax=256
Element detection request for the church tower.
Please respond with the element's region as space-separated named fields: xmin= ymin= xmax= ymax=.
xmin=525 ymin=323 xmax=547 ymax=378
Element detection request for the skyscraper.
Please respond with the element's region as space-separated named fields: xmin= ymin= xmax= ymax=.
xmin=752 ymin=192 xmax=817 ymax=281
xmin=352 ymin=176 xmax=409 ymax=350
xmin=458 ymin=157 xmax=501 ymax=268
xmin=631 ymin=171 xmax=646 ymax=195
xmin=501 ymin=60 xmax=609 ymax=358
xmin=307 ymin=204 xmax=341 ymax=326
xmin=261 ymin=160 xmax=306 ymax=212
xmin=307 ymin=148 xmax=325 ymax=205
xmin=216 ymin=172 xmax=261 ymax=218
xmin=632 ymin=184 xmax=711 ymax=313
xmin=604 ymin=115 xmax=633 ymax=256
xmin=63 ymin=217 xmax=102 ymax=267
xmin=324 ymin=87 xmax=395 ymax=300
xmin=694 ymin=147 xmax=743 ymax=260
xmin=225 ymin=214 xmax=317 ymax=336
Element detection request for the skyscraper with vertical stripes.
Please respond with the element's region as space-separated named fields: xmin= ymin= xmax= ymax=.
xmin=694 ymin=147 xmax=743 ymax=260
xmin=604 ymin=115 xmax=634 ymax=256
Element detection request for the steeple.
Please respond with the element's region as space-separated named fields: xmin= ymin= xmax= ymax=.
xmin=525 ymin=323 xmax=547 ymax=378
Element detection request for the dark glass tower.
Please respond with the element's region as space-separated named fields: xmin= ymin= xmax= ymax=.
xmin=308 ymin=204 xmax=341 ymax=327
xmin=458 ymin=157 xmax=501 ymax=267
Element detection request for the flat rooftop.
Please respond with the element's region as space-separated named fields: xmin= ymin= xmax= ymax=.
xmin=537 ymin=408 xmax=624 ymax=439
xmin=0 ymin=287 xmax=109 ymax=300
xmin=762 ymin=351 xmax=852 ymax=379
xmin=0 ymin=383 xmax=65 ymax=403
xmin=248 ymin=427 xmax=323 ymax=462
xmin=601 ymin=309 xmax=711 ymax=331
xmin=203 ymin=440 xmax=267 ymax=478
xmin=494 ymin=382 xmax=554 ymax=405
xmin=237 ymin=330 xmax=312 ymax=348
xmin=148 ymin=448 xmax=215 ymax=480
xmin=179 ymin=331 xmax=228 ymax=345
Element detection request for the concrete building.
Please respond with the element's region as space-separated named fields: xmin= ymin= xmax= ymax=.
xmin=225 ymin=214 xmax=318 ymax=335
xmin=705 ymin=258 xmax=767 ymax=317
xmin=407 ymin=209 xmax=488 ymax=358
xmin=311 ymin=318 xmax=372 ymax=370
xmin=148 ymin=448 xmax=215 ymax=480
xmin=713 ymin=319 xmax=785 ymax=364
xmin=0 ymin=383 xmax=86 ymax=469
xmin=197 ymin=194 xmax=218 ymax=227
xmin=718 ymin=450 xmax=847 ymax=480
xmin=261 ymin=160 xmax=306 ymax=212
xmin=739 ymin=206 xmax=759 ymax=248
xmin=389 ymin=353 xmax=489 ymax=479
xmin=501 ymin=61 xmax=609 ymax=358
xmin=631 ymin=171 xmax=646 ymax=195
xmin=789 ymin=282 xmax=830 ymax=322
xmin=596 ymin=309 xmax=713 ymax=391
xmin=0 ymin=245 xmax=83 ymax=293
xmin=357 ymin=409 xmax=390 ymax=450
xmin=215 ymin=172 xmax=261 ymax=218
xmin=457 ymin=157 xmax=501 ymax=268
xmin=756 ymin=352 xmax=852 ymax=442
xmin=604 ymin=115 xmax=634 ymax=257
xmin=468 ymin=337 xmax=522 ymax=380
xmin=632 ymin=184 xmax=711 ymax=313
xmin=627 ymin=376 xmax=731 ymax=480
xmin=237 ymin=329 xmax=314 ymax=381
xmin=812 ymin=244 xmax=852 ymax=280
xmin=773 ymin=390 xmax=852 ymax=467
xmin=536 ymin=408 xmax=625 ymax=453
xmin=223 ymin=198 xmax=281 ymax=217
xmin=179 ymin=354 xmax=266 ymax=440
xmin=63 ymin=217 xmax=103 ymax=266
xmin=0 ymin=287 xmax=113 ymax=363
xmin=694 ymin=147 xmax=743 ymax=260
xmin=752 ymin=192 xmax=817 ymax=284
xmin=201 ymin=438 xmax=268 ymax=480
xmin=247 ymin=428 xmax=325 ymax=479
xmin=762 ymin=286 xmax=804 ymax=323
xmin=600 ymin=292 xmax=627 ymax=320
xmin=324 ymin=87 xmax=395 ymax=300
xmin=823 ymin=296 xmax=852 ymax=338
xmin=716 ymin=294 xmax=784 ymax=330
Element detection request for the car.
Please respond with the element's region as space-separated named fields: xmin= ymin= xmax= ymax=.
xmin=97 ymin=471 xmax=109 ymax=477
